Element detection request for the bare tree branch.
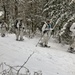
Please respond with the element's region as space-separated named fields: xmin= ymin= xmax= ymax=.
xmin=4 ymin=62 xmax=18 ymax=71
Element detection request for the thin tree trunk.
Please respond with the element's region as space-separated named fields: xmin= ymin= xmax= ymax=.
xmin=14 ymin=0 xmax=18 ymax=20
xmin=2 ymin=4 xmax=7 ymax=22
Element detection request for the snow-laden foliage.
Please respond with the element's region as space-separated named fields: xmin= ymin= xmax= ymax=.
xmin=0 ymin=0 xmax=75 ymax=44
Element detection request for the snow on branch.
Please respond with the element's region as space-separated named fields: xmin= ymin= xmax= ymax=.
xmin=59 ymin=14 xmax=75 ymax=36
xmin=0 ymin=11 xmax=4 ymax=16
xmin=67 ymin=14 xmax=75 ymax=22
xmin=28 ymin=0 xmax=35 ymax=4
xmin=44 ymin=0 xmax=56 ymax=8
xmin=42 ymin=5 xmax=56 ymax=13
xmin=55 ymin=12 xmax=67 ymax=25
xmin=69 ymin=0 xmax=75 ymax=5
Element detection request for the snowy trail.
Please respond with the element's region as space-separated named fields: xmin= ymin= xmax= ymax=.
xmin=0 ymin=34 xmax=75 ymax=75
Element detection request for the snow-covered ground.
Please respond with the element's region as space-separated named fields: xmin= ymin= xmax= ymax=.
xmin=0 ymin=34 xmax=75 ymax=75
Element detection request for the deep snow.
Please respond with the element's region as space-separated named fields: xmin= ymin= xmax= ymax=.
xmin=0 ymin=34 xmax=75 ymax=75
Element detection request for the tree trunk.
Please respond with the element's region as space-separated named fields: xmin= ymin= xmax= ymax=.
xmin=2 ymin=4 xmax=7 ymax=22
xmin=14 ymin=0 xmax=18 ymax=20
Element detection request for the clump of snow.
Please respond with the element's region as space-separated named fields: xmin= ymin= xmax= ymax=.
xmin=0 ymin=11 xmax=4 ymax=16
xmin=69 ymin=0 xmax=75 ymax=5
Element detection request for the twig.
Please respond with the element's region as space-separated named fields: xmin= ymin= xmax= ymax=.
xmin=14 ymin=65 xmax=29 ymax=71
xmin=17 ymin=52 xmax=34 ymax=75
xmin=4 ymin=62 xmax=18 ymax=71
